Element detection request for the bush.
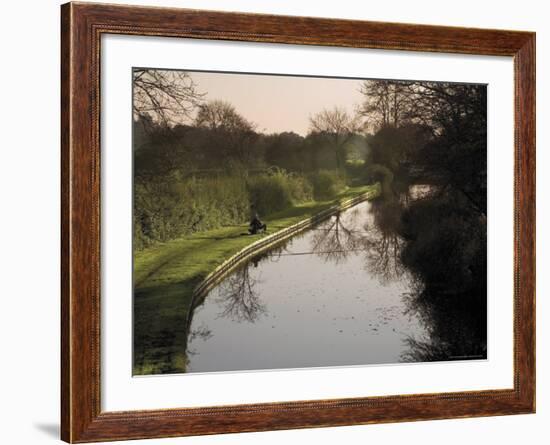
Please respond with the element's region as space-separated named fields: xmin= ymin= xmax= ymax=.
xmin=308 ymin=170 xmax=347 ymax=200
xmin=133 ymin=175 xmax=250 ymax=249
xmin=247 ymin=168 xmax=313 ymax=216
xmin=365 ymin=163 xmax=394 ymax=198
xmin=133 ymin=168 xmax=320 ymax=250
xmin=344 ymin=159 xmax=366 ymax=179
xmin=133 ymin=169 xmax=315 ymax=250
xmin=286 ymin=173 xmax=314 ymax=203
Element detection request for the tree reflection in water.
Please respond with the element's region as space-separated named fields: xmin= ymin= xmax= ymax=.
xmin=308 ymin=187 xmax=487 ymax=363
xmin=361 ymin=198 xmax=406 ymax=283
xmin=400 ymin=275 xmax=487 ymax=362
xmin=372 ymin=188 xmax=487 ymax=363
xmin=309 ymin=208 xmax=364 ymax=264
xmin=189 ymin=323 xmax=213 ymax=342
xmin=185 ymin=323 xmax=214 ymax=361
xmin=215 ymin=262 xmax=267 ymax=323
xmin=398 ymin=190 xmax=487 ymax=362
xmin=309 ymin=197 xmax=406 ymax=282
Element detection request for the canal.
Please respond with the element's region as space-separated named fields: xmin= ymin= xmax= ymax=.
xmin=185 ymin=198 xmax=432 ymax=373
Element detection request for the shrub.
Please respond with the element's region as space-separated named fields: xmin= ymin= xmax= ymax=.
xmin=133 ymin=175 xmax=250 ymax=249
xmin=247 ymin=168 xmax=312 ymax=215
xmin=133 ymin=168 xmax=315 ymax=250
xmin=286 ymin=173 xmax=314 ymax=203
xmin=344 ymin=159 xmax=366 ymax=180
xmin=308 ymin=170 xmax=347 ymax=200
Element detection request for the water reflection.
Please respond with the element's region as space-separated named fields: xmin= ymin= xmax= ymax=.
xmin=215 ymin=265 xmax=266 ymax=323
xmin=398 ymin=184 xmax=487 ymax=363
xmin=362 ymin=199 xmax=406 ymax=283
xmin=309 ymin=209 xmax=366 ymax=264
xmin=183 ymin=184 xmax=486 ymax=372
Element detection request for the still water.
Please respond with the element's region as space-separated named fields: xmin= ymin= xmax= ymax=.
xmin=185 ymin=199 xmax=431 ymax=373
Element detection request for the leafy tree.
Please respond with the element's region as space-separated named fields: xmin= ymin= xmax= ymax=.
xmin=263 ymin=132 xmax=305 ymax=171
xmin=195 ymin=100 xmax=259 ymax=167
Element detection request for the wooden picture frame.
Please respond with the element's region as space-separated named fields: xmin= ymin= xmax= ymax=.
xmin=61 ymin=2 xmax=535 ymax=442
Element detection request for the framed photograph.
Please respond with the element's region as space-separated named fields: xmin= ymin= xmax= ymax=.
xmin=61 ymin=2 xmax=535 ymax=442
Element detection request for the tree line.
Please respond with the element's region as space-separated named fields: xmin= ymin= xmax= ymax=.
xmin=133 ymin=69 xmax=487 ymax=264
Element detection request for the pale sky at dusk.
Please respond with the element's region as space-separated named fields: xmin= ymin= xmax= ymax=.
xmin=187 ymin=70 xmax=365 ymax=136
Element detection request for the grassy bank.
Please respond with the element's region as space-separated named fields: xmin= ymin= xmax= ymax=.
xmin=134 ymin=184 xmax=379 ymax=375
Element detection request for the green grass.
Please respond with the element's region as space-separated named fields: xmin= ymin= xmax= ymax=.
xmin=133 ymin=184 xmax=379 ymax=375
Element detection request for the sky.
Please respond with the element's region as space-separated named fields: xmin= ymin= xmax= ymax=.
xmin=187 ymin=70 xmax=365 ymax=136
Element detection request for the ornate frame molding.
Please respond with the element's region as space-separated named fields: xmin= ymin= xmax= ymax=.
xmin=61 ymin=2 xmax=535 ymax=442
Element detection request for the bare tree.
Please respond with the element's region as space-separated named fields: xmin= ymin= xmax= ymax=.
xmin=309 ymin=107 xmax=363 ymax=169
xmin=133 ymin=68 xmax=204 ymax=127
xmin=359 ymin=80 xmax=486 ymax=136
xmin=358 ymin=80 xmax=411 ymax=131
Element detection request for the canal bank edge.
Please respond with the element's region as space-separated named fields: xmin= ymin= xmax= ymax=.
xmin=191 ymin=183 xmax=381 ymax=303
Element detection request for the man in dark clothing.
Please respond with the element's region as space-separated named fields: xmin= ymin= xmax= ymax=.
xmin=248 ymin=205 xmax=267 ymax=234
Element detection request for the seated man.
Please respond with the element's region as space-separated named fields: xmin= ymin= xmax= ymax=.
xmin=248 ymin=205 xmax=267 ymax=234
